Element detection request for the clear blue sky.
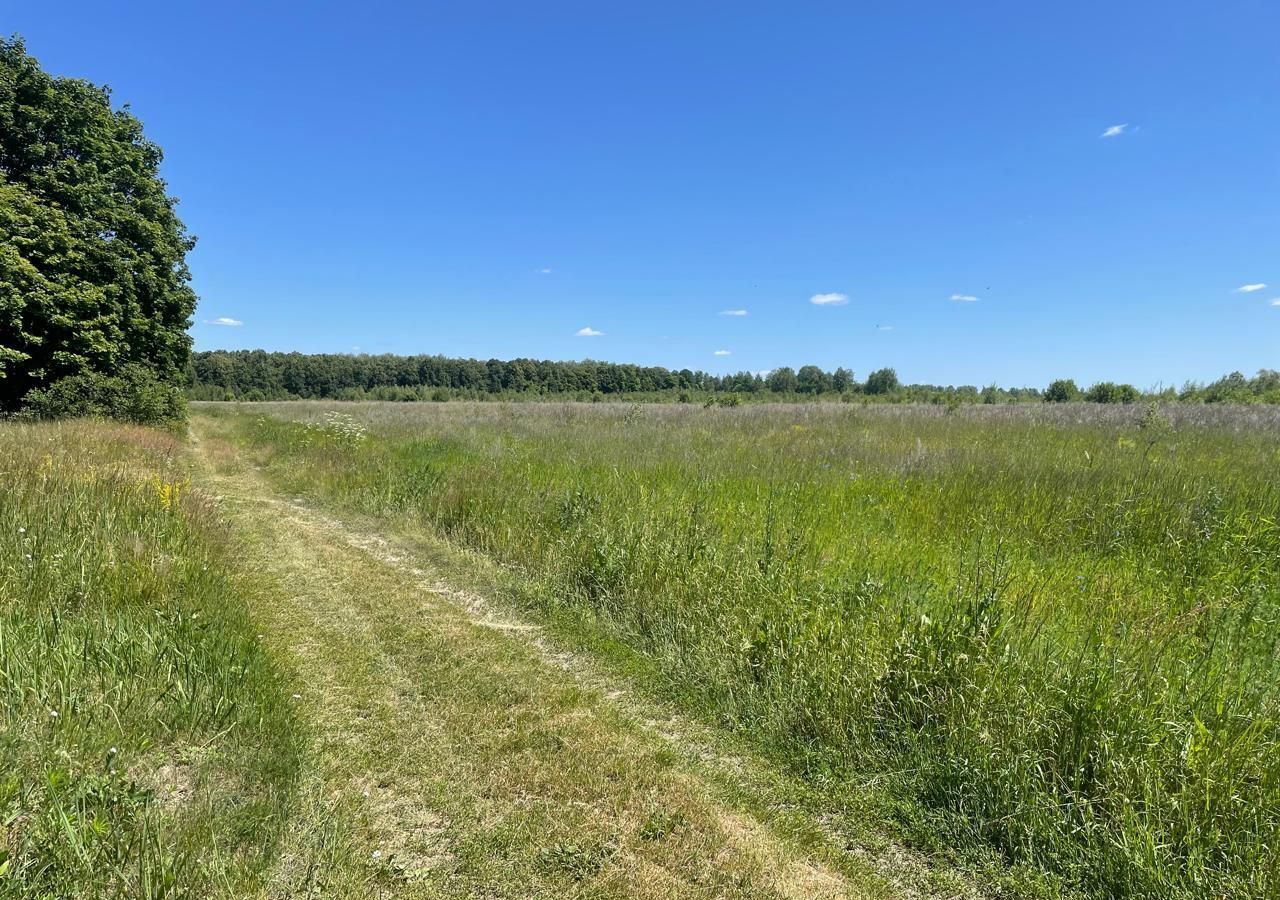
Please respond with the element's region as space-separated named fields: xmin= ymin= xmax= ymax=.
xmin=7 ymin=1 xmax=1277 ymax=387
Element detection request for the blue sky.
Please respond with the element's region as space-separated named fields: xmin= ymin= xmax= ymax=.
xmin=7 ymin=0 xmax=1277 ymax=387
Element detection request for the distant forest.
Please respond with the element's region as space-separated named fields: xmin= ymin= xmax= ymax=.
xmin=187 ymin=350 xmax=1280 ymax=405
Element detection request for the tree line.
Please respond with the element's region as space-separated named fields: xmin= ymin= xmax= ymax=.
xmin=186 ymin=350 xmax=1280 ymax=405
xmin=186 ymin=350 xmax=984 ymax=401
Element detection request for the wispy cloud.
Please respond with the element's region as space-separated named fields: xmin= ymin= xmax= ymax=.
xmin=876 ymin=324 xmax=895 ymax=331
xmin=713 ymin=349 xmax=731 ymax=356
xmin=1271 ymin=298 xmax=1280 ymax=307
xmin=809 ymin=292 xmax=848 ymax=306
xmin=949 ymin=294 xmax=980 ymax=303
xmin=575 ymin=326 xmax=604 ymax=337
xmin=539 ymin=267 xmax=553 ymax=275
xmin=719 ymin=309 xmax=749 ymax=317
xmin=204 ymin=316 xmax=243 ymax=326
xmin=1101 ymin=124 xmax=1129 ymax=138
xmin=1236 ymin=283 xmax=1267 ymax=293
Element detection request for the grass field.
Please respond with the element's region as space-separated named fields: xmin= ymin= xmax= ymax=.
xmin=207 ymin=400 xmax=1280 ymax=899
xmin=0 ymin=421 xmax=302 ymax=898
xmin=5 ymin=415 xmax=934 ymax=899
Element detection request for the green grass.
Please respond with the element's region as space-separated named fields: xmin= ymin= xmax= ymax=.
xmin=207 ymin=400 xmax=1280 ymax=899
xmin=0 ymin=421 xmax=302 ymax=898
xmin=189 ymin=417 xmax=899 ymax=898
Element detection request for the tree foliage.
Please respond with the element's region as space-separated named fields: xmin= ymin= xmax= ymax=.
xmin=1083 ymin=381 xmax=1140 ymax=404
xmin=831 ymin=367 xmax=854 ymax=393
xmin=796 ymin=364 xmax=832 ymax=394
xmin=190 ymin=352 xmax=885 ymax=402
xmin=186 ymin=351 xmax=1280 ymax=407
xmin=0 ymin=37 xmax=195 ymax=419
xmin=864 ymin=367 xmax=900 ymax=395
xmin=766 ymin=367 xmax=798 ymax=393
xmin=1044 ymin=378 xmax=1081 ymax=403
xmin=185 ymin=351 xmax=1070 ymax=406
xmin=1181 ymin=369 xmax=1280 ymax=405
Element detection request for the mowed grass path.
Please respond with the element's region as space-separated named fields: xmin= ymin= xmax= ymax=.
xmin=192 ymin=417 xmax=912 ymax=899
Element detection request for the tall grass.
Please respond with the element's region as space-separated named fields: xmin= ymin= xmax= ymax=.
xmin=0 ymin=421 xmax=301 ymax=898
xmin=216 ymin=401 xmax=1280 ymax=899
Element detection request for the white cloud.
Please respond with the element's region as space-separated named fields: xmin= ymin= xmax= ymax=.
xmin=877 ymin=324 xmax=895 ymax=331
xmin=809 ymin=292 xmax=848 ymax=306
xmin=204 ymin=316 xmax=243 ymax=326
xmin=1271 ymin=298 xmax=1280 ymax=307
xmin=539 ymin=267 xmax=553 ymax=274
xmin=949 ymin=294 xmax=980 ymax=303
xmin=1101 ymin=124 xmax=1129 ymax=138
xmin=575 ymin=326 xmax=604 ymax=337
xmin=720 ymin=309 xmax=749 ymax=316
xmin=714 ymin=349 xmax=731 ymax=356
xmin=1236 ymin=283 xmax=1267 ymax=293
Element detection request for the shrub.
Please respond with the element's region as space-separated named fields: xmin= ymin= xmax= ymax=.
xmin=1083 ymin=381 xmax=1140 ymax=404
xmin=20 ymin=364 xmax=186 ymax=425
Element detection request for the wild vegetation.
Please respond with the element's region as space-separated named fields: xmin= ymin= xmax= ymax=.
xmin=3 ymin=415 xmax=914 ymax=900
xmin=210 ymin=400 xmax=1280 ymax=899
xmin=0 ymin=420 xmax=301 ymax=897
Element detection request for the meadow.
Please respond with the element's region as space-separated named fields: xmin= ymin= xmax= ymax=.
xmin=0 ymin=422 xmax=302 ymax=897
xmin=210 ymin=400 xmax=1280 ymax=899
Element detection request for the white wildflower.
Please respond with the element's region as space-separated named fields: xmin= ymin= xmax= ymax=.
xmin=305 ymin=412 xmax=369 ymax=448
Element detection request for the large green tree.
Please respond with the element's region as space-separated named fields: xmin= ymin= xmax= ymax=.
xmin=864 ymin=367 xmax=900 ymax=395
xmin=0 ymin=37 xmax=196 ymax=414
